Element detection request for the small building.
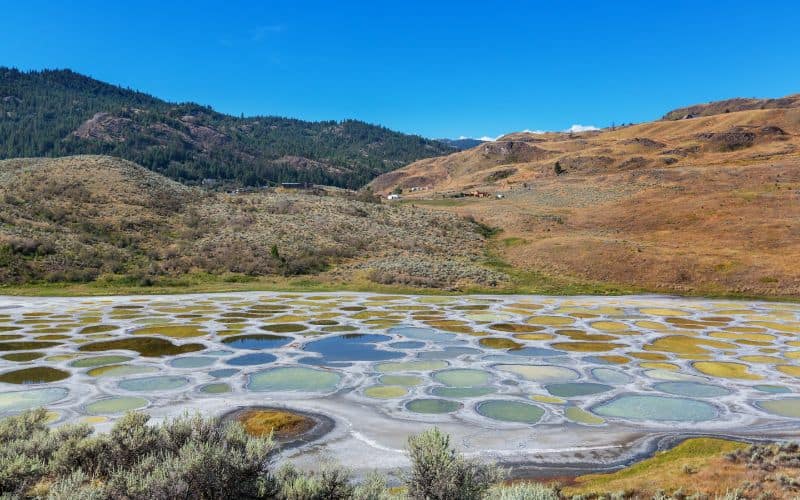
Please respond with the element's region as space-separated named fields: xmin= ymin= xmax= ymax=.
xmin=386 ymin=194 xmax=401 ymax=200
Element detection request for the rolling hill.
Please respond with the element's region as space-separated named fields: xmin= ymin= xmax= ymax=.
xmin=0 ymin=155 xmax=502 ymax=291
xmin=0 ymin=68 xmax=455 ymax=189
xmin=371 ymin=95 xmax=800 ymax=297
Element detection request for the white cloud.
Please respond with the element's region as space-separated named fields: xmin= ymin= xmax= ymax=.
xmin=459 ymin=125 xmax=597 ymax=141
xmin=565 ymin=124 xmax=599 ymax=133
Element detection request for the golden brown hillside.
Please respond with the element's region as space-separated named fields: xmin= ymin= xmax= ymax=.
xmin=370 ymin=98 xmax=800 ymax=297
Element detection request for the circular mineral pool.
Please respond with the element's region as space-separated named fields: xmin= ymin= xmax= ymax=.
xmin=209 ymin=368 xmax=240 ymax=378
xmin=405 ymin=398 xmax=462 ymax=414
xmin=591 ymin=368 xmax=633 ymax=385
xmin=199 ymin=383 xmax=231 ymax=394
xmin=118 ymin=376 xmax=189 ymax=392
xmin=261 ymin=323 xmax=307 ymax=333
xmin=226 ymin=353 xmax=277 ymax=366
xmin=0 ymin=367 xmax=70 ymax=384
xmin=222 ymin=334 xmax=292 ymax=350
xmin=70 ymin=355 xmax=132 ymax=368
xmin=432 ymin=369 xmax=491 ymax=387
xmin=479 ymin=337 xmax=523 ymax=350
xmin=495 ymin=364 xmax=580 ymax=383
xmin=508 ymin=347 xmax=567 ymax=358
xmin=169 ymin=356 xmax=217 ymax=368
xmin=379 ymin=375 xmax=423 ymax=386
xmin=755 ymin=398 xmax=800 ymax=418
xmin=545 ymin=382 xmax=613 ymax=398
xmin=364 ymin=385 xmax=408 ymax=399
xmin=754 ymin=385 xmax=791 ymax=394
xmin=85 ymin=396 xmax=149 ymax=415
xmin=86 ymin=364 xmax=158 ymax=378
xmin=653 ymin=381 xmax=732 ymax=398
xmin=304 ymin=334 xmax=402 ymax=363
xmin=0 ymin=387 xmax=69 ymax=414
xmin=388 ymin=327 xmax=453 ymax=342
xmin=476 ymin=400 xmax=545 ymax=424
xmin=248 ymin=367 xmax=341 ymax=392
xmin=375 ymin=360 xmax=449 ymax=373
xmin=2 ymin=352 xmax=46 ymax=362
xmin=431 ymin=386 xmax=496 ymax=398
xmin=591 ymin=394 xmax=718 ymax=422
xmin=389 ymin=341 xmax=425 ymax=349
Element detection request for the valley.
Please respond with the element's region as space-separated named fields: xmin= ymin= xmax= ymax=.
xmin=371 ymin=100 xmax=800 ymax=299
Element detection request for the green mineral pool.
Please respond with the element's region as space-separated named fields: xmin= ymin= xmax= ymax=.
xmin=364 ymin=385 xmax=408 ymax=399
xmin=476 ymin=400 xmax=545 ymax=424
xmin=69 ymin=355 xmax=132 ymax=368
xmin=375 ymin=360 xmax=449 ymax=373
xmin=118 ymin=376 xmax=189 ymax=392
xmin=0 ymin=387 xmax=69 ymax=414
xmin=545 ymin=382 xmax=613 ymax=398
xmin=379 ymin=375 xmax=423 ymax=386
xmin=85 ymin=396 xmax=149 ymax=415
xmin=653 ymin=381 xmax=732 ymax=398
xmin=199 ymin=382 xmax=231 ymax=394
xmin=405 ymin=398 xmax=463 ymax=414
xmin=755 ymin=398 xmax=800 ymax=418
xmin=248 ymin=366 xmax=341 ymax=392
xmin=432 ymin=368 xmax=491 ymax=387
xmin=495 ymin=364 xmax=580 ymax=382
xmin=591 ymin=394 xmax=718 ymax=422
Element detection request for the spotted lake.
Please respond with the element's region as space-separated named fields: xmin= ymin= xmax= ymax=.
xmin=1 ymin=292 xmax=798 ymax=473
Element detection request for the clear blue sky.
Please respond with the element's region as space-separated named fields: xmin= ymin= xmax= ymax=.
xmin=2 ymin=0 xmax=799 ymax=139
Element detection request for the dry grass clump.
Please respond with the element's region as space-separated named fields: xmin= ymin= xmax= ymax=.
xmin=363 ymin=256 xmax=507 ymax=289
xmin=566 ymin=438 xmax=800 ymax=499
xmin=238 ymin=410 xmax=314 ymax=440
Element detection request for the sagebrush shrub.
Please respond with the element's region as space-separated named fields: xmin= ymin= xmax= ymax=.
xmin=405 ymin=427 xmax=502 ymax=500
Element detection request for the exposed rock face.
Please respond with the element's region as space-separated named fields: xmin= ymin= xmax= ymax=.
xmin=622 ymin=137 xmax=666 ymax=149
xmin=274 ymin=155 xmax=344 ymax=175
xmin=73 ymin=112 xmax=135 ymax=142
xmin=481 ymin=141 xmax=554 ymax=163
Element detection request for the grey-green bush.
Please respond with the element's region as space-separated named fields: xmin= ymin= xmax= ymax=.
xmin=487 ymin=482 xmax=560 ymax=500
xmin=404 ymin=427 xmax=502 ymax=500
xmin=0 ymin=409 xmax=278 ymax=499
xmin=1 ymin=410 xmax=572 ymax=500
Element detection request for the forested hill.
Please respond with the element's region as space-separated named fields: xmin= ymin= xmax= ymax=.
xmin=0 ymin=68 xmax=455 ymax=188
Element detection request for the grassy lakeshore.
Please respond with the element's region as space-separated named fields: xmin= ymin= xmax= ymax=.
xmin=1 ymin=268 xmax=797 ymax=302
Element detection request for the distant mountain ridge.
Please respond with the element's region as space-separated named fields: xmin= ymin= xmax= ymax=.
xmin=0 ymin=68 xmax=455 ymax=188
xmin=663 ymin=93 xmax=800 ymax=120
xmin=438 ymin=138 xmax=487 ymax=150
